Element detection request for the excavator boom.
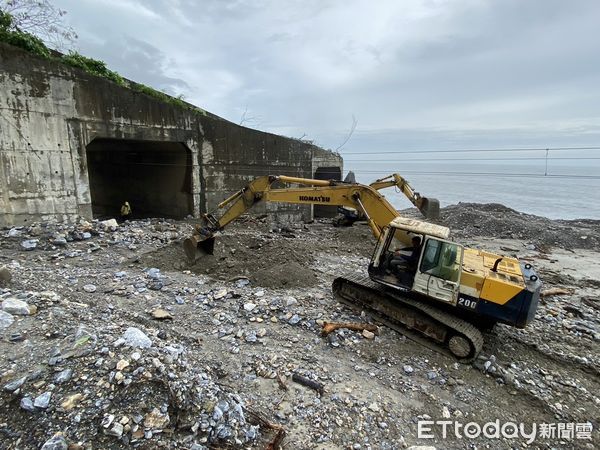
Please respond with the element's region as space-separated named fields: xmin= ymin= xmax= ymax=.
xmin=183 ymin=174 xmax=438 ymax=263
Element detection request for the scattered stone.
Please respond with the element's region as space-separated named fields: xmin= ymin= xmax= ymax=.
xmin=213 ymin=288 xmax=228 ymax=300
xmin=40 ymin=432 xmax=68 ymax=450
xmin=288 ymin=314 xmax=301 ymax=325
xmin=106 ymin=423 xmax=124 ymax=438
xmin=54 ymin=368 xmax=73 ymax=384
xmin=121 ymin=327 xmax=152 ymax=348
xmin=20 ymin=396 xmax=35 ymax=411
xmin=2 ymin=297 xmax=32 ymax=315
xmin=100 ymin=218 xmax=119 ymax=231
xmin=151 ymin=308 xmax=173 ymax=320
xmin=403 ymin=365 xmax=414 ymax=374
xmin=147 ymin=268 xmax=161 ymax=279
xmin=83 ymin=284 xmax=97 ymax=293
xmin=245 ymin=331 xmax=258 ymax=343
xmin=21 ymin=239 xmax=38 ymax=250
xmin=362 ymin=329 xmax=375 ymax=339
xmin=3 ymin=376 xmax=27 ymax=392
xmin=34 ymin=391 xmax=52 ymax=409
xmin=243 ymin=302 xmax=257 ymax=312
xmin=284 ymin=296 xmax=298 ymax=307
xmin=116 ymin=359 xmax=130 ymax=371
xmin=144 ymin=407 xmax=170 ymax=429
xmin=0 ymin=310 xmax=14 ymax=329
xmin=53 ymin=237 xmax=68 ymax=246
xmin=61 ymin=393 xmax=83 ymax=410
xmin=0 ymin=266 xmax=12 ymax=284
xmin=442 ymin=406 xmax=451 ymax=418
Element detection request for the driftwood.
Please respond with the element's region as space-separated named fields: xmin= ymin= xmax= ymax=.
xmin=541 ymin=287 xmax=573 ymax=298
xmin=321 ymin=321 xmax=379 ymax=336
xmin=291 ymin=373 xmax=324 ymax=395
xmin=245 ymin=409 xmax=286 ymax=450
xmin=276 ymin=373 xmax=288 ymax=391
xmin=266 ymin=428 xmax=286 ymax=450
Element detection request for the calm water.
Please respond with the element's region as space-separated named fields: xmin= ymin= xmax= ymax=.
xmin=346 ymin=162 xmax=600 ymax=220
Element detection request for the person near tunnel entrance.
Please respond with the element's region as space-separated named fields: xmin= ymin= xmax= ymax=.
xmin=120 ymin=201 xmax=132 ymax=222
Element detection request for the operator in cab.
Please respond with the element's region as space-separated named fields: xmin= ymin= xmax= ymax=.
xmin=389 ymin=236 xmax=422 ymax=274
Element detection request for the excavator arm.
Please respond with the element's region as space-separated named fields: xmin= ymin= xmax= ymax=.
xmin=184 ymin=174 xmax=437 ymax=262
xmin=370 ymin=174 xmax=440 ymax=220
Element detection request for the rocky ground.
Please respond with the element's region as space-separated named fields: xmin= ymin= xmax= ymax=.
xmin=0 ymin=204 xmax=599 ymax=449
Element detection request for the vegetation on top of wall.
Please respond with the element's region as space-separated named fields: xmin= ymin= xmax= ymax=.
xmin=0 ymin=9 xmax=205 ymax=115
xmin=0 ymin=10 xmax=50 ymax=58
xmin=62 ymin=51 xmax=125 ymax=86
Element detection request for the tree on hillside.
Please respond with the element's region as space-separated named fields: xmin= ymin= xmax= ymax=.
xmin=0 ymin=0 xmax=76 ymax=50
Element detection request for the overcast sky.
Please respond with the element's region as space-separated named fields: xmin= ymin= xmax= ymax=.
xmin=51 ymin=0 xmax=600 ymax=155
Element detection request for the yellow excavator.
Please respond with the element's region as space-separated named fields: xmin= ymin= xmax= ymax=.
xmin=184 ymin=174 xmax=541 ymax=361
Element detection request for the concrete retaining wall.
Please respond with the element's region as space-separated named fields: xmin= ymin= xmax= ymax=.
xmin=0 ymin=42 xmax=342 ymax=226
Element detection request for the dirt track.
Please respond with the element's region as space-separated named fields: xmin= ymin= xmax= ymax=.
xmin=0 ymin=205 xmax=598 ymax=449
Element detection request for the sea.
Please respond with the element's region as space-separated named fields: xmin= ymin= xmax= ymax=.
xmin=345 ymin=161 xmax=600 ymax=220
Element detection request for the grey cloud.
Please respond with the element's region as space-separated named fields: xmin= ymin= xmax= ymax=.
xmin=54 ymin=0 xmax=600 ymax=153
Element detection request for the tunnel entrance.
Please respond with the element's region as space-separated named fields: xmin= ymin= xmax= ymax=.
xmin=313 ymin=166 xmax=342 ymax=218
xmin=86 ymin=138 xmax=193 ymax=219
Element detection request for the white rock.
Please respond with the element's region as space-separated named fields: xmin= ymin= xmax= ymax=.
xmin=243 ymin=302 xmax=257 ymax=312
xmin=284 ymin=296 xmax=298 ymax=307
xmin=0 ymin=310 xmax=14 ymax=329
xmin=100 ymin=218 xmax=119 ymax=231
xmin=83 ymin=284 xmax=97 ymax=293
xmin=2 ymin=298 xmax=31 ymax=315
xmin=121 ymin=327 xmax=152 ymax=349
xmin=368 ymin=402 xmax=380 ymax=412
xmin=7 ymin=228 xmax=22 ymax=237
xmin=442 ymin=406 xmax=451 ymax=418
xmin=40 ymin=433 xmax=68 ymax=450
xmin=362 ymin=329 xmax=375 ymax=339
xmin=21 ymin=239 xmax=38 ymax=250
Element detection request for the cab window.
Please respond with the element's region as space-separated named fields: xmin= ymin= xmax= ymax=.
xmin=419 ymin=239 xmax=461 ymax=282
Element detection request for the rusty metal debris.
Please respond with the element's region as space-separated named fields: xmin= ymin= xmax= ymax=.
xmin=321 ymin=321 xmax=379 ymax=337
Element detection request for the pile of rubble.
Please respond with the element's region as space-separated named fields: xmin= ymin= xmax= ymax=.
xmin=0 ymin=204 xmax=599 ymax=448
xmin=440 ymin=202 xmax=600 ymax=251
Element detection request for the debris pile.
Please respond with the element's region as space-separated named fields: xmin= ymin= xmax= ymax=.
xmin=441 ymin=202 xmax=600 ymax=251
xmin=0 ymin=203 xmax=599 ymax=448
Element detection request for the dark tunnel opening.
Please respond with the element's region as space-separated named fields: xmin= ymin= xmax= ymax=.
xmin=86 ymin=138 xmax=193 ymax=220
xmin=313 ymin=166 xmax=342 ymax=218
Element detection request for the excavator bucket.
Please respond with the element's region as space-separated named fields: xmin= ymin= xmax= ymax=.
xmin=183 ymin=235 xmax=216 ymax=263
xmin=419 ymin=197 xmax=440 ymax=220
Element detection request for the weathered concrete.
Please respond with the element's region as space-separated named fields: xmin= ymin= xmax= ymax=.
xmin=0 ymin=42 xmax=342 ymax=226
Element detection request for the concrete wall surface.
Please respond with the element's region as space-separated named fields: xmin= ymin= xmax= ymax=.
xmin=0 ymin=42 xmax=342 ymax=226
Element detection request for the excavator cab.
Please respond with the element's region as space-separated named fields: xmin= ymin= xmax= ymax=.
xmin=368 ymin=217 xmax=463 ymax=305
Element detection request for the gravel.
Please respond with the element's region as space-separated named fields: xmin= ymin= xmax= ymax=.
xmin=0 ymin=208 xmax=598 ymax=448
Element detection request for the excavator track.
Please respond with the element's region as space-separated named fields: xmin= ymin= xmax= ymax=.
xmin=332 ymin=274 xmax=484 ymax=362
